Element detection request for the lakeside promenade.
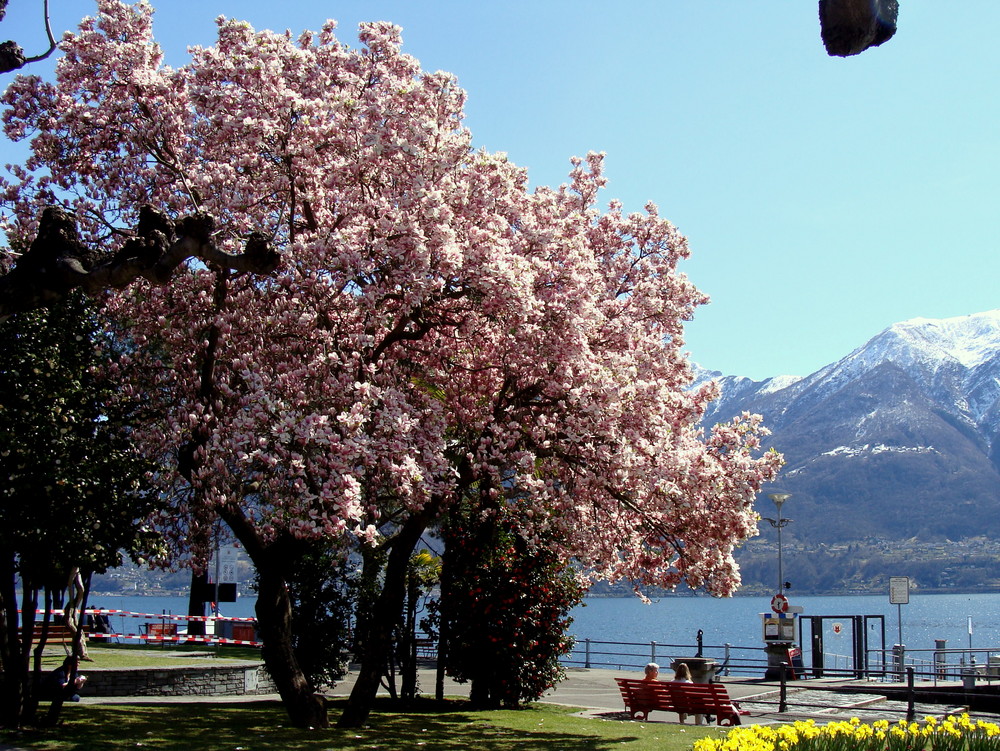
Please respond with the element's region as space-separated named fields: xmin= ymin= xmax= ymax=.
xmin=77 ymin=664 xmax=1000 ymax=727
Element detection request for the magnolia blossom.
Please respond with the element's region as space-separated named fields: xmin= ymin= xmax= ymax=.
xmin=1 ymin=0 xmax=780 ymax=595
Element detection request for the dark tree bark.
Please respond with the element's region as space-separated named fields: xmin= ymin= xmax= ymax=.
xmin=819 ymin=0 xmax=899 ymax=57
xmin=0 ymin=549 xmax=25 ymax=729
xmin=337 ymin=505 xmax=437 ymax=728
xmin=0 ymin=206 xmax=278 ymax=322
xmin=218 ymin=505 xmax=329 ymax=729
xmin=255 ymin=565 xmax=329 ymax=729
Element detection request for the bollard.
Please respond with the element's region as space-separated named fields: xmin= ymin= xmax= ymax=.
xmin=963 ymin=657 xmax=978 ymax=690
xmin=584 ymin=638 xmax=591 ymax=669
xmin=934 ymin=639 xmax=947 ymax=679
xmin=892 ymin=644 xmax=906 ymax=679
xmin=724 ymin=644 xmax=731 ymax=677
xmin=906 ymin=667 xmax=915 ymax=722
xmin=696 ymin=629 xmax=704 ymax=658
xmin=779 ymin=663 xmax=788 ymax=712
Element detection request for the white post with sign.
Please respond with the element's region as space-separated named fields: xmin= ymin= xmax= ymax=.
xmin=889 ymin=576 xmax=909 ymax=675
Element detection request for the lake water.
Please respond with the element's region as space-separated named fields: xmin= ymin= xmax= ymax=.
xmin=93 ymin=591 xmax=1000 ymax=658
xmin=569 ymin=592 xmax=1000 ymax=652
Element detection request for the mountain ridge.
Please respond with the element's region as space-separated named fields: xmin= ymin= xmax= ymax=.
xmin=697 ymin=310 xmax=1000 ymax=593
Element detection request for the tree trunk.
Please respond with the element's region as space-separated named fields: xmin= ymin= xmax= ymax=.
xmin=0 ymin=550 xmax=24 ymax=729
xmin=255 ymin=568 xmax=329 ymax=729
xmin=469 ymin=677 xmax=498 ymax=709
xmin=434 ymin=617 xmax=448 ymax=702
xmin=337 ymin=509 xmax=434 ymax=728
xmin=399 ymin=579 xmax=418 ymax=701
xmin=218 ymin=505 xmax=327 ymax=729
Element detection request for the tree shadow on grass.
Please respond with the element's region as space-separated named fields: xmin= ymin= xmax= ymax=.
xmin=1 ymin=698 xmax=646 ymax=751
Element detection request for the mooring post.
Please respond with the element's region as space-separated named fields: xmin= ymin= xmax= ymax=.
xmin=779 ymin=663 xmax=788 ymax=712
xmin=906 ymin=667 xmax=915 ymax=722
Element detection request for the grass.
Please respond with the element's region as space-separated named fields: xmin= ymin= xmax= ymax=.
xmin=1 ymin=698 xmax=727 ymax=750
xmin=34 ymin=643 xmax=262 ymax=670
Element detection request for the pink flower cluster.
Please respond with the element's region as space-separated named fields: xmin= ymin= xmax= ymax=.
xmin=1 ymin=1 xmax=781 ymax=592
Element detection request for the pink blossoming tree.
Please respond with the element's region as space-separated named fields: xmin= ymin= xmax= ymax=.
xmin=1 ymin=1 xmax=781 ymax=728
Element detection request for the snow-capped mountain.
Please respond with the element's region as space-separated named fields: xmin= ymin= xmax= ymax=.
xmin=698 ymin=310 xmax=1000 ymax=546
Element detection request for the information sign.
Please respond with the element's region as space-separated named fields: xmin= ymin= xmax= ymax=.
xmin=889 ymin=576 xmax=910 ymax=605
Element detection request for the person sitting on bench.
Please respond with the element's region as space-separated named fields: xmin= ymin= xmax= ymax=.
xmin=672 ymin=662 xmax=703 ymax=725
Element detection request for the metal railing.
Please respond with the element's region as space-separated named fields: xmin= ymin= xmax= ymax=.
xmin=562 ymin=638 xmax=768 ymax=676
xmin=869 ymin=645 xmax=1000 ymax=685
xmin=562 ymin=638 xmax=1000 ymax=687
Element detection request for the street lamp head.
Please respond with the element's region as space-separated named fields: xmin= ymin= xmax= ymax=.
xmin=768 ymin=492 xmax=791 ymax=513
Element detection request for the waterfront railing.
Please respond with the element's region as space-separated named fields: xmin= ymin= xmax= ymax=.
xmin=562 ymin=637 xmax=1000 ymax=687
xmin=563 ymin=638 xmax=768 ymax=676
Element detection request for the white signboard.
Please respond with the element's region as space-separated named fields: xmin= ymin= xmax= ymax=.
xmin=209 ymin=546 xmax=240 ymax=584
xmin=889 ymin=576 xmax=910 ymax=605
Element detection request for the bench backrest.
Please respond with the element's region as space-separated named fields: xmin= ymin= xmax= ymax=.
xmin=667 ymin=682 xmax=736 ymax=713
xmin=146 ymin=623 xmax=178 ymax=637
xmin=615 ymin=678 xmax=736 ymax=711
xmin=615 ymin=678 xmax=673 ymax=709
xmin=20 ymin=623 xmax=77 ymax=643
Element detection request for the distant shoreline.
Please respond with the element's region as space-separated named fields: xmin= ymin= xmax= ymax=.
xmin=90 ymin=585 xmax=1000 ymax=601
xmin=584 ymin=585 xmax=1000 ymax=599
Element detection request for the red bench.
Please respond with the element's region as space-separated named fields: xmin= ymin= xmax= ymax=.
xmin=141 ymin=622 xmax=178 ymax=640
xmin=615 ymin=678 xmax=749 ymax=725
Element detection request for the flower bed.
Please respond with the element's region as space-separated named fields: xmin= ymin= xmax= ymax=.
xmin=693 ymin=714 xmax=1000 ymax=751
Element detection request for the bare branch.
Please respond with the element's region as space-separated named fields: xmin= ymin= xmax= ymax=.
xmin=0 ymin=0 xmax=57 ymax=73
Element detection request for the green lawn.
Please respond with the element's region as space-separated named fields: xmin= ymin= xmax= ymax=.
xmin=2 ymin=699 xmax=727 ymax=751
xmin=34 ymin=643 xmax=262 ymax=670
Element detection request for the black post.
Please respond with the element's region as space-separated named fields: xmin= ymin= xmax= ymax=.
xmin=187 ymin=570 xmax=207 ymax=636
xmin=906 ymin=667 xmax=915 ymax=722
xmin=853 ymin=615 xmax=864 ymax=679
xmin=696 ymin=629 xmax=704 ymax=658
xmin=779 ymin=663 xmax=788 ymax=712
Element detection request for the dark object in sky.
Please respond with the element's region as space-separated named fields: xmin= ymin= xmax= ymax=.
xmin=819 ymin=0 xmax=899 ymax=57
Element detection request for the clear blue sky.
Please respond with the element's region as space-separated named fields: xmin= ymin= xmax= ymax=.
xmin=3 ymin=2 xmax=998 ymax=381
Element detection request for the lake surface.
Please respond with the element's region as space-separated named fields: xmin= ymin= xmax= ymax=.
xmin=93 ymin=591 xmax=1000 ymax=656
xmin=569 ymin=592 xmax=1000 ymax=653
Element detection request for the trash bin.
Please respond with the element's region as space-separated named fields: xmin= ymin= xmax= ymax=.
xmin=670 ymin=657 xmax=717 ymax=684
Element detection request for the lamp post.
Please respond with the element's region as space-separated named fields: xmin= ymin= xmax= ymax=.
xmin=762 ymin=493 xmax=792 ymax=594
xmin=762 ymin=493 xmax=794 ymax=680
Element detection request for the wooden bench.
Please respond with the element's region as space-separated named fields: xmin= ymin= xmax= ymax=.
xmin=615 ymin=678 xmax=749 ymax=725
xmin=20 ymin=622 xmax=84 ymax=653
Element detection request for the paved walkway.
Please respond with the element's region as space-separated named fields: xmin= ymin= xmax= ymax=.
xmin=541 ymin=669 xmax=991 ymax=726
xmin=79 ymin=664 xmax=1000 ymax=725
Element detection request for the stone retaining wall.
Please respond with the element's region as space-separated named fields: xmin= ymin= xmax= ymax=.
xmin=82 ymin=662 xmax=276 ymax=697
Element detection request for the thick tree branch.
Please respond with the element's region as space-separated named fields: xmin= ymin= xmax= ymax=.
xmin=0 ymin=205 xmax=280 ymax=321
xmin=819 ymin=0 xmax=898 ymax=57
